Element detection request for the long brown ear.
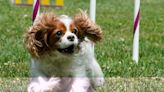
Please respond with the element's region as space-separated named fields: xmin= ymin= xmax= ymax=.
xmin=73 ymin=10 xmax=102 ymax=42
xmin=25 ymin=12 xmax=57 ymax=57
xmin=25 ymin=27 xmax=40 ymax=57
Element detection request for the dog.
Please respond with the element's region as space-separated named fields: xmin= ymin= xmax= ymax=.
xmin=25 ymin=10 xmax=104 ymax=92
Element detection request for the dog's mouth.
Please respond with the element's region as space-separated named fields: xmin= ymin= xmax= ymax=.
xmin=57 ymin=45 xmax=75 ymax=54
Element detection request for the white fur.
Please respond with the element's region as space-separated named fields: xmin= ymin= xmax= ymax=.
xmin=57 ymin=31 xmax=78 ymax=49
xmin=28 ymin=15 xmax=104 ymax=92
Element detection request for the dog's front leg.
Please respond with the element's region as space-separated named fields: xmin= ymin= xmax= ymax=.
xmin=70 ymin=78 xmax=90 ymax=92
xmin=89 ymin=59 xmax=104 ymax=88
xmin=28 ymin=77 xmax=48 ymax=92
xmin=28 ymin=78 xmax=41 ymax=92
xmin=28 ymin=77 xmax=60 ymax=92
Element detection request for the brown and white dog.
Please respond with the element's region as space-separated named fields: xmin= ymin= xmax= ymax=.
xmin=25 ymin=11 xmax=104 ymax=92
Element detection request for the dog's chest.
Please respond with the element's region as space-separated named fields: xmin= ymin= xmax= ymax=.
xmin=39 ymin=57 xmax=73 ymax=76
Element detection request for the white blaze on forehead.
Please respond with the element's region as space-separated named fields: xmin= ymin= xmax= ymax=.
xmin=59 ymin=15 xmax=72 ymax=31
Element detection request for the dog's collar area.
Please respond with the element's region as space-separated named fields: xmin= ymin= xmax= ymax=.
xmin=57 ymin=45 xmax=75 ymax=54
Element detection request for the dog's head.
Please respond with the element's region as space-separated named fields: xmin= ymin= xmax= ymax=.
xmin=25 ymin=11 xmax=102 ymax=57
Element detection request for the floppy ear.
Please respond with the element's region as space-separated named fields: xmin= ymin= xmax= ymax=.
xmin=73 ymin=10 xmax=102 ymax=42
xmin=25 ymin=12 xmax=57 ymax=57
xmin=25 ymin=27 xmax=40 ymax=57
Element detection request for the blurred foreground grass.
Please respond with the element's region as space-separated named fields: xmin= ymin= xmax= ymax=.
xmin=0 ymin=77 xmax=164 ymax=92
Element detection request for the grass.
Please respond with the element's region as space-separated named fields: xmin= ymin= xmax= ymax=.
xmin=0 ymin=0 xmax=164 ymax=91
xmin=1 ymin=77 xmax=164 ymax=92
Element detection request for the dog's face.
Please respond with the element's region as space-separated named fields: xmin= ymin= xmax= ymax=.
xmin=25 ymin=11 xmax=102 ymax=57
xmin=55 ymin=15 xmax=79 ymax=54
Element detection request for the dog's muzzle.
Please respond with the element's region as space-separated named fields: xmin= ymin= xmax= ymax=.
xmin=57 ymin=45 xmax=75 ymax=54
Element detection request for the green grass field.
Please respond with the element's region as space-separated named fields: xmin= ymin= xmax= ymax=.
xmin=0 ymin=0 xmax=164 ymax=91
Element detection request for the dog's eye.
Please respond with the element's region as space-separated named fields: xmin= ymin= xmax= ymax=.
xmin=73 ymin=28 xmax=78 ymax=34
xmin=56 ymin=31 xmax=62 ymax=37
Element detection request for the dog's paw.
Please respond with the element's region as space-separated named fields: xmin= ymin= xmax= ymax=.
xmin=69 ymin=78 xmax=90 ymax=92
xmin=41 ymin=87 xmax=54 ymax=92
xmin=28 ymin=83 xmax=41 ymax=92
xmin=28 ymin=82 xmax=56 ymax=92
xmin=48 ymin=77 xmax=60 ymax=86
xmin=41 ymin=78 xmax=60 ymax=92
xmin=70 ymin=87 xmax=88 ymax=92
xmin=91 ymin=77 xmax=105 ymax=87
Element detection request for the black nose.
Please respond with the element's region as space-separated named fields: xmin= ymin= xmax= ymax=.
xmin=67 ymin=35 xmax=75 ymax=41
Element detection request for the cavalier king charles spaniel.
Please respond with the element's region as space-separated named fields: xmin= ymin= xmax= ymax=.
xmin=25 ymin=10 xmax=104 ymax=92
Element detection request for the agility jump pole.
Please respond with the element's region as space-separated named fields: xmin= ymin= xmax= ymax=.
xmin=90 ymin=0 xmax=96 ymax=22
xmin=133 ymin=0 xmax=140 ymax=63
xmin=33 ymin=0 xmax=95 ymax=23
xmin=32 ymin=0 xmax=40 ymax=22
